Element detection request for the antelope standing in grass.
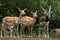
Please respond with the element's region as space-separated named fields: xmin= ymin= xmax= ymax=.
xmin=2 ymin=17 xmax=19 ymax=37
xmin=20 ymin=11 xmax=37 ymax=37
xmin=55 ymin=29 xmax=60 ymax=38
xmin=1 ymin=8 xmax=26 ymax=37
xmin=39 ymin=6 xmax=52 ymax=38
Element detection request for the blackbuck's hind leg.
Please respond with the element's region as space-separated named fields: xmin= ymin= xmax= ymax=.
xmin=30 ymin=24 xmax=34 ymax=37
xmin=47 ymin=26 xmax=49 ymax=38
xmin=16 ymin=24 xmax=19 ymax=37
xmin=31 ymin=27 xmax=33 ymax=37
xmin=38 ymin=27 xmax=41 ymax=37
xmin=15 ymin=24 xmax=19 ymax=36
xmin=9 ymin=27 xmax=13 ymax=37
xmin=1 ymin=24 xmax=4 ymax=37
xmin=2 ymin=24 xmax=7 ymax=37
xmin=38 ymin=25 xmax=41 ymax=37
xmin=56 ymin=34 xmax=58 ymax=38
xmin=1 ymin=30 xmax=2 ymax=37
xmin=56 ymin=33 xmax=60 ymax=38
xmin=27 ymin=25 xmax=31 ymax=37
xmin=43 ymin=27 xmax=47 ymax=38
xmin=13 ymin=26 xmax=15 ymax=38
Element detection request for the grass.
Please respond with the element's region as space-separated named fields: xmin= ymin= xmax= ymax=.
xmin=0 ymin=23 xmax=57 ymax=37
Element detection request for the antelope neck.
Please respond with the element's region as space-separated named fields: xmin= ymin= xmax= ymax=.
xmin=17 ymin=14 xmax=23 ymax=24
xmin=45 ymin=15 xmax=49 ymax=22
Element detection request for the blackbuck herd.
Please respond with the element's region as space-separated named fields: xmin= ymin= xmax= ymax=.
xmin=1 ymin=6 xmax=60 ymax=38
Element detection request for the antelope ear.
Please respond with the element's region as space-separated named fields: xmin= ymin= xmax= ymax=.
xmin=24 ymin=8 xmax=27 ymax=11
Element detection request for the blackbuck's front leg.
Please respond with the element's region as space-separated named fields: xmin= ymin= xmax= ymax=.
xmin=38 ymin=27 xmax=41 ymax=37
xmin=43 ymin=27 xmax=47 ymax=38
xmin=20 ymin=24 xmax=25 ymax=37
xmin=31 ymin=25 xmax=33 ymax=37
xmin=14 ymin=24 xmax=19 ymax=37
xmin=46 ymin=22 xmax=49 ymax=38
xmin=27 ymin=25 xmax=31 ymax=37
xmin=9 ymin=28 xmax=13 ymax=37
xmin=8 ymin=25 xmax=14 ymax=37
xmin=31 ymin=22 xmax=36 ymax=37
xmin=17 ymin=24 xmax=19 ymax=38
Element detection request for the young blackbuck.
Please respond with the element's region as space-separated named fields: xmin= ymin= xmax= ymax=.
xmin=20 ymin=11 xmax=37 ymax=37
xmin=1 ymin=8 xmax=26 ymax=37
xmin=2 ymin=17 xmax=19 ymax=37
xmin=55 ymin=29 xmax=60 ymax=38
xmin=39 ymin=6 xmax=52 ymax=38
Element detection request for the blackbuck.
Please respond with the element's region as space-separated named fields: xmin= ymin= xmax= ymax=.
xmin=1 ymin=8 xmax=26 ymax=37
xmin=55 ymin=29 xmax=60 ymax=38
xmin=2 ymin=17 xmax=19 ymax=37
xmin=20 ymin=11 xmax=37 ymax=37
xmin=39 ymin=6 xmax=52 ymax=38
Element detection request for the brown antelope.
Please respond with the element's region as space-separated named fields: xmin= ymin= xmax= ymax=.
xmin=1 ymin=8 xmax=26 ymax=37
xmin=39 ymin=6 xmax=52 ymax=38
xmin=20 ymin=11 xmax=37 ymax=37
xmin=55 ymin=29 xmax=60 ymax=38
xmin=2 ymin=17 xmax=19 ymax=37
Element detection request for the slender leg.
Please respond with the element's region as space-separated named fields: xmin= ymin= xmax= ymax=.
xmin=56 ymin=33 xmax=59 ymax=38
xmin=13 ymin=26 xmax=15 ymax=38
xmin=2 ymin=24 xmax=5 ymax=37
xmin=1 ymin=24 xmax=4 ymax=37
xmin=20 ymin=24 xmax=23 ymax=37
xmin=1 ymin=30 xmax=2 ymax=37
xmin=10 ymin=29 xmax=13 ymax=37
xmin=31 ymin=25 xmax=34 ymax=37
xmin=38 ymin=24 xmax=41 ymax=37
xmin=38 ymin=28 xmax=40 ymax=37
xmin=31 ymin=27 xmax=33 ymax=37
xmin=16 ymin=25 xmax=19 ymax=38
xmin=47 ymin=26 xmax=49 ymax=38
xmin=27 ymin=25 xmax=30 ymax=37
xmin=56 ymin=33 xmax=58 ymax=38
xmin=44 ymin=27 xmax=46 ymax=38
xmin=4 ymin=24 xmax=7 ymax=37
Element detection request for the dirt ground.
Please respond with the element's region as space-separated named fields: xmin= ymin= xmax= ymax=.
xmin=0 ymin=37 xmax=59 ymax=40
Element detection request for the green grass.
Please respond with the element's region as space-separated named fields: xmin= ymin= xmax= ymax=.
xmin=0 ymin=23 xmax=57 ymax=37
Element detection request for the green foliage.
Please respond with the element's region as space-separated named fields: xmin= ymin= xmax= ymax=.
xmin=0 ymin=0 xmax=60 ymax=20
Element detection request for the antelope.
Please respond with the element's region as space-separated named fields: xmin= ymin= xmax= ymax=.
xmin=39 ymin=6 xmax=52 ymax=38
xmin=1 ymin=8 xmax=26 ymax=37
xmin=55 ymin=29 xmax=60 ymax=38
xmin=20 ymin=11 xmax=37 ymax=37
xmin=2 ymin=17 xmax=19 ymax=37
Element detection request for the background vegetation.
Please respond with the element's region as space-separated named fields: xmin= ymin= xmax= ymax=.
xmin=0 ymin=0 xmax=60 ymax=37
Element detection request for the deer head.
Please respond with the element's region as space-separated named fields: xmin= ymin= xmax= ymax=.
xmin=18 ymin=8 xmax=26 ymax=15
xmin=31 ymin=11 xmax=37 ymax=18
xmin=40 ymin=6 xmax=52 ymax=18
xmin=18 ymin=8 xmax=27 ymax=23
